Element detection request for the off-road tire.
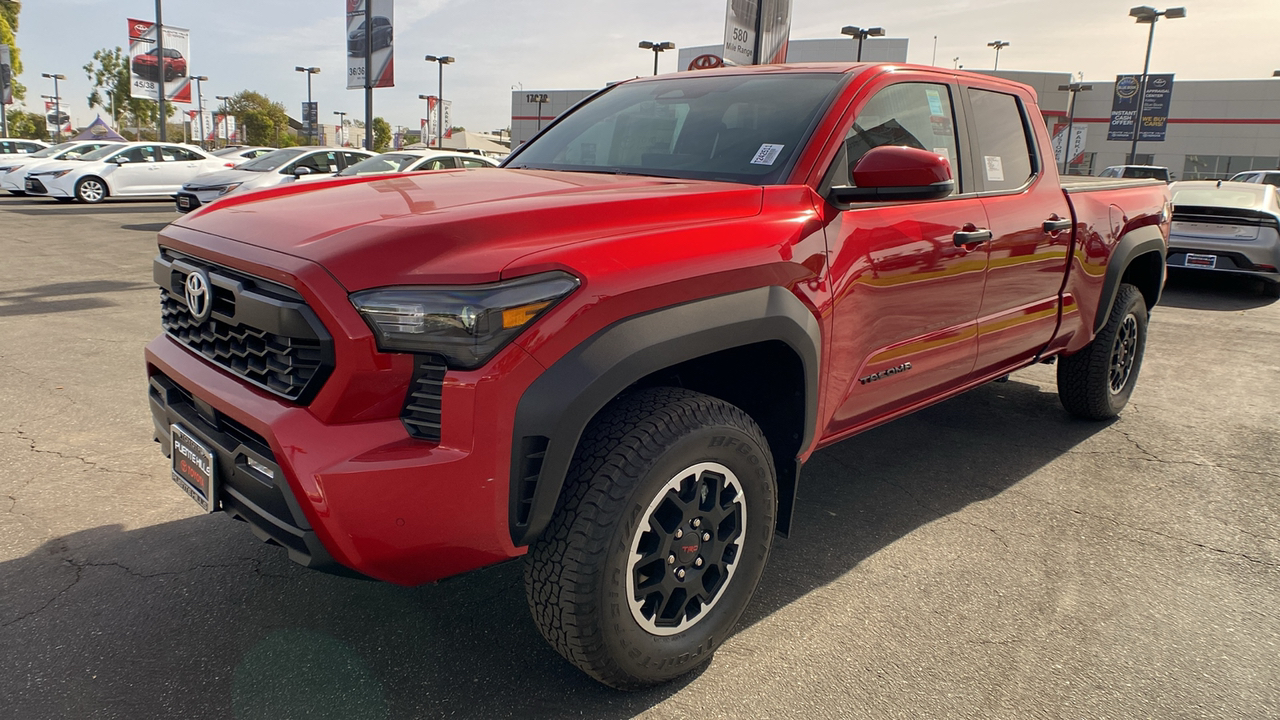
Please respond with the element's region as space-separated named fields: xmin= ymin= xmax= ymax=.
xmin=524 ymin=387 xmax=776 ymax=690
xmin=1057 ymin=283 xmax=1148 ymax=420
xmin=75 ymin=177 xmax=108 ymax=204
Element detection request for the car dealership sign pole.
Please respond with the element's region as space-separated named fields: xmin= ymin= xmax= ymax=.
xmin=129 ymin=13 xmax=192 ymax=141
xmin=155 ymin=0 xmax=167 ymax=140
xmin=723 ymin=0 xmax=791 ymax=65
xmin=0 ymin=45 xmax=11 ymax=138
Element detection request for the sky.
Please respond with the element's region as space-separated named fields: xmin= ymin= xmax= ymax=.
xmin=6 ymin=0 xmax=1280 ymax=136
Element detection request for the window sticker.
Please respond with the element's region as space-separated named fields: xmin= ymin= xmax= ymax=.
xmin=984 ymin=155 xmax=1005 ymax=182
xmin=750 ymin=143 xmax=785 ymax=165
xmin=925 ymin=88 xmax=946 ymax=117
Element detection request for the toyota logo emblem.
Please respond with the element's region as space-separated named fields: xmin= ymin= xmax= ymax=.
xmin=184 ymin=270 xmax=212 ymax=323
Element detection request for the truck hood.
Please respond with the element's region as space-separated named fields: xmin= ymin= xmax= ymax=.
xmin=170 ymin=169 xmax=764 ymax=289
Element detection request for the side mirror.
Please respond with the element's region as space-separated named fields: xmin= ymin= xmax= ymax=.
xmin=113 ymin=156 xmax=131 ymax=164
xmin=291 ymin=165 xmax=313 ymax=177
xmin=828 ymin=145 xmax=954 ymax=204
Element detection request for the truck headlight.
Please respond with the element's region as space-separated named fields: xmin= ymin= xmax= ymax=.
xmin=350 ymin=271 xmax=580 ymax=368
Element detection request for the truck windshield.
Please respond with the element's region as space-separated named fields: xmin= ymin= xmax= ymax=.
xmin=506 ymin=73 xmax=845 ymax=185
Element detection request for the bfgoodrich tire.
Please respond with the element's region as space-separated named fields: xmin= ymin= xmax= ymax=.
xmin=524 ymin=387 xmax=776 ymax=690
xmin=1057 ymin=283 xmax=1148 ymax=420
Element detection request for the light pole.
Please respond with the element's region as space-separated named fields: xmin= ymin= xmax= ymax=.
xmin=417 ymin=93 xmax=433 ymax=142
xmin=192 ymin=75 xmax=208 ymax=149
xmin=1126 ymin=6 xmax=1186 ymax=165
xmin=295 ymin=66 xmax=320 ymax=145
xmin=840 ymin=26 xmax=885 ymax=63
xmin=41 ymin=73 xmax=66 ymax=141
xmin=1057 ymin=81 xmax=1093 ymax=174
xmin=987 ymin=40 xmax=1010 ymax=70
xmin=424 ymin=55 xmax=454 ymax=149
xmin=215 ymin=95 xmax=231 ymax=148
xmin=638 ymin=41 xmax=675 ymax=76
xmin=333 ymin=111 xmax=347 ymax=146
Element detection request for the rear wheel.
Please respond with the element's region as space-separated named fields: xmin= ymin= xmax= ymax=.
xmin=1057 ymin=283 xmax=1148 ymax=420
xmin=75 ymin=177 xmax=108 ymax=204
xmin=525 ymin=387 xmax=776 ymax=689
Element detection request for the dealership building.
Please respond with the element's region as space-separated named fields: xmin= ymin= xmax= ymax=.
xmin=511 ymin=36 xmax=1280 ymax=179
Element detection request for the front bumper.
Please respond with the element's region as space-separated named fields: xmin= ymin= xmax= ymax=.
xmin=27 ymin=175 xmax=73 ymax=197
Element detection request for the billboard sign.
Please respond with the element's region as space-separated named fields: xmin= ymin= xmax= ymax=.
xmin=346 ymin=0 xmax=394 ymax=90
xmin=128 ymin=18 xmax=192 ymax=103
xmin=302 ymin=101 xmax=318 ymax=138
xmin=44 ymin=101 xmax=72 ymax=137
xmin=1138 ymin=73 xmax=1174 ymax=142
xmin=722 ymin=0 xmax=791 ymax=66
xmin=0 ymin=45 xmax=12 ymax=106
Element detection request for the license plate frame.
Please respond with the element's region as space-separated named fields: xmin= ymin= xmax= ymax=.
xmin=171 ymin=424 xmax=217 ymax=512
xmin=1184 ymin=253 xmax=1218 ymax=269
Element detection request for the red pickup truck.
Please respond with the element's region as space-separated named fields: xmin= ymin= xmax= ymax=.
xmin=145 ymin=63 xmax=1170 ymax=688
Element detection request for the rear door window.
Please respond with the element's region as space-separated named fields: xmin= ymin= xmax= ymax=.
xmin=967 ymin=88 xmax=1035 ymax=192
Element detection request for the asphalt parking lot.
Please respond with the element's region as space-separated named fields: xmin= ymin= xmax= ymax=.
xmin=1 ymin=193 xmax=1277 ymax=719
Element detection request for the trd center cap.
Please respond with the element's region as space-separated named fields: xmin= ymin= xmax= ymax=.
xmin=674 ymin=534 xmax=701 ymax=564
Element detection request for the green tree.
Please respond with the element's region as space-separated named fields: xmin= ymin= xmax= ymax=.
xmin=4 ymin=106 xmax=42 ymax=138
xmin=1 ymin=0 xmax=25 ymax=102
xmin=83 ymin=47 xmax=170 ymax=133
xmin=225 ymin=90 xmax=293 ymax=147
xmin=372 ymin=116 xmax=391 ymax=151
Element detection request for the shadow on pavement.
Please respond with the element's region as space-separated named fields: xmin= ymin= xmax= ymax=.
xmin=120 ymin=222 xmax=172 ymax=233
xmin=0 ymin=280 xmax=154 ymax=318
xmin=1159 ymin=269 xmax=1278 ymax=311
xmin=0 ymin=379 xmax=1108 ymax=718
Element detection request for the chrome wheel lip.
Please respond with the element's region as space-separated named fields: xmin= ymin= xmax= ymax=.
xmin=626 ymin=461 xmax=746 ymax=637
xmin=1109 ymin=313 xmax=1139 ymax=394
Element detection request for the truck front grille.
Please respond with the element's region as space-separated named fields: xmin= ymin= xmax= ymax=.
xmin=155 ymin=250 xmax=334 ymax=403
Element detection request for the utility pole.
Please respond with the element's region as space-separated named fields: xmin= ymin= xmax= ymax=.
xmin=1126 ymin=6 xmax=1186 ymax=165
xmin=424 ymin=55 xmax=454 ymax=149
xmin=193 ymin=75 xmax=208 ymax=149
xmin=1057 ymin=81 xmax=1093 ymax=174
xmin=155 ymin=0 xmax=167 ymax=141
xmin=988 ymin=40 xmax=1010 ymax=71
xmin=364 ymin=3 xmax=373 ymax=151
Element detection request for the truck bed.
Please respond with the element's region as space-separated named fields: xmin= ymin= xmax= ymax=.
xmin=1060 ymin=175 xmax=1165 ymax=194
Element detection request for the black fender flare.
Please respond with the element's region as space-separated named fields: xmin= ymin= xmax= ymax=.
xmin=1094 ymin=224 xmax=1166 ymax=334
xmin=508 ymin=286 xmax=821 ymax=547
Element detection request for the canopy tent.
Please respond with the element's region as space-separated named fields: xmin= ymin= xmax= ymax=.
xmin=70 ymin=116 xmax=128 ymax=142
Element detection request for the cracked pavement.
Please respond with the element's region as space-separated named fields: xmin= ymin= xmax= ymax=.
xmin=1 ymin=195 xmax=1277 ymax=719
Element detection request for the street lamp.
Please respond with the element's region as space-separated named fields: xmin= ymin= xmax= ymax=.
xmin=333 ymin=111 xmax=347 ymax=146
xmin=192 ymin=75 xmax=208 ymax=149
xmin=215 ymin=95 xmax=231 ymax=148
xmin=840 ymin=26 xmax=884 ymax=63
xmin=638 ymin=41 xmax=675 ymax=76
xmin=1057 ymin=81 xmax=1094 ymax=174
xmin=1125 ymin=6 xmax=1186 ymax=165
xmin=295 ymin=66 xmax=320 ymax=145
xmin=41 ymin=73 xmax=66 ymax=141
xmin=987 ymin=40 xmax=1010 ymax=70
xmin=424 ymin=55 xmax=454 ymax=149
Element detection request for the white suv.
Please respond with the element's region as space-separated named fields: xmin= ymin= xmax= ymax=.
xmin=23 ymin=142 xmax=225 ymax=203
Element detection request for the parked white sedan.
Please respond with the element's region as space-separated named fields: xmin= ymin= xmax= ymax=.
xmin=174 ymin=146 xmax=375 ymax=213
xmin=0 ymin=141 xmax=121 ymax=195
xmin=0 ymin=138 xmax=50 ymax=160
xmin=24 ymin=142 xmax=226 ymax=203
xmin=333 ymin=149 xmax=498 ymax=177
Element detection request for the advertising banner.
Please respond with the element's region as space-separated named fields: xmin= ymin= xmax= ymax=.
xmin=1106 ymin=74 xmax=1142 ymax=142
xmin=0 ymin=44 xmax=13 ymax=106
xmin=346 ymin=0 xmax=394 ymax=90
xmin=422 ymin=98 xmax=453 ymax=144
xmin=128 ymin=18 xmax=192 ymax=103
xmin=211 ymin=113 xmax=237 ymax=143
xmin=302 ymin=101 xmax=318 ymax=138
xmin=722 ymin=0 xmax=791 ymax=66
xmin=1138 ymin=73 xmax=1174 ymax=142
xmin=1052 ymin=125 xmax=1088 ymax=165
xmin=44 ymin=101 xmax=72 ymax=137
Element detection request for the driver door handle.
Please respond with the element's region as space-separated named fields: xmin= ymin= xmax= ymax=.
xmin=953 ymin=228 xmax=993 ymax=247
xmin=1043 ymin=218 xmax=1073 ymax=233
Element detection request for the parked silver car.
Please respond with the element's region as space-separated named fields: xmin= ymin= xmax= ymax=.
xmin=1168 ymin=180 xmax=1280 ymax=297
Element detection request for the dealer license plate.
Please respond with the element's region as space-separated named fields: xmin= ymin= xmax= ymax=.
xmin=177 ymin=195 xmax=191 ymax=209
xmin=171 ymin=424 xmax=217 ymax=512
xmin=1184 ymin=253 xmax=1218 ymax=269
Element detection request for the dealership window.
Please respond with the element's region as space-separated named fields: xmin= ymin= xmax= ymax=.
xmin=1183 ymin=155 xmax=1279 ymax=180
xmin=827 ymin=82 xmax=961 ymax=194
xmin=968 ymin=88 xmax=1035 ymax=192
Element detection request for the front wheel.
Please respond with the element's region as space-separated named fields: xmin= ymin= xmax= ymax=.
xmin=75 ymin=177 xmax=108 ymax=204
xmin=1057 ymin=283 xmax=1148 ymax=419
xmin=525 ymin=387 xmax=776 ymax=689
